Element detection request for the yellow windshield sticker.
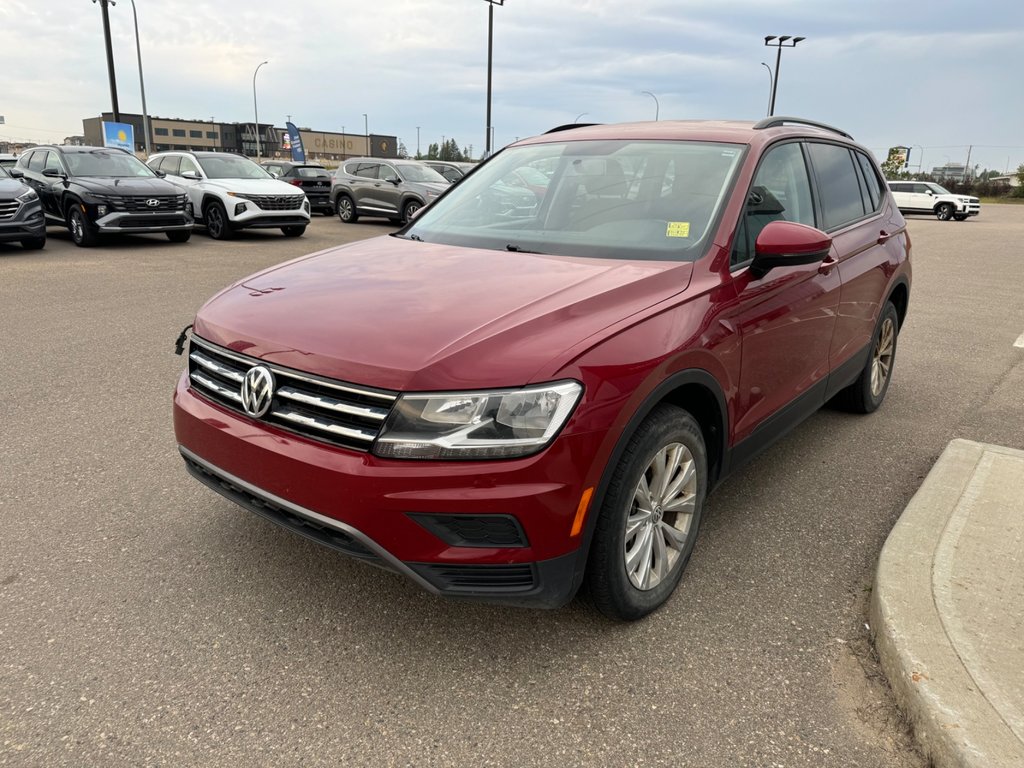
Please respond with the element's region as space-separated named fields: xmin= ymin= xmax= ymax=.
xmin=666 ymin=221 xmax=691 ymax=238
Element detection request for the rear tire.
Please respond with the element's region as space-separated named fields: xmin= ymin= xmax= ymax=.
xmin=166 ymin=230 xmax=191 ymax=243
xmin=837 ymin=302 xmax=899 ymax=414
xmin=204 ymin=201 xmax=234 ymax=240
xmin=935 ymin=203 xmax=954 ymax=221
xmin=281 ymin=225 xmax=306 ymax=237
xmin=586 ymin=404 xmax=707 ymax=621
xmin=336 ymin=195 xmax=358 ymax=223
xmin=67 ymin=205 xmax=98 ymax=247
xmin=21 ymin=235 xmax=46 ymax=250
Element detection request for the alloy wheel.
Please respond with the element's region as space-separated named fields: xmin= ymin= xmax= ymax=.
xmin=624 ymin=442 xmax=698 ymax=591
xmin=871 ymin=317 xmax=895 ymax=397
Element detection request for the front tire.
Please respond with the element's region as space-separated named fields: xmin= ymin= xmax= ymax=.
xmin=838 ymin=301 xmax=899 ymax=414
xmin=586 ymin=404 xmax=707 ymax=621
xmin=166 ymin=230 xmax=191 ymax=243
xmin=336 ymin=195 xmax=358 ymax=223
xmin=67 ymin=205 xmax=98 ymax=247
xmin=281 ymin=225 xmax=306 ymax=237
xmin=204 ymin=201 xmax=234 ymax=240
xmin=935 ymin=203 xmax=954 ymax=221
xmin=402 ymin=200 xmax=422 ymax=224
xmin=21 ymin=235 xmax=46 ymax=250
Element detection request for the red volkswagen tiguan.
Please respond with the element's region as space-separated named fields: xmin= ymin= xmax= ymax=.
xmin=174 ymin=118 xmax=911 ymax=620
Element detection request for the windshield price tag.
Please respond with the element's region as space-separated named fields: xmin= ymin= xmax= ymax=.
xmin=666 ymin=222 xmax=691 ymax=238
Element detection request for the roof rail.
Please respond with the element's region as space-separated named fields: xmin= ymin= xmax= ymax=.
xmin=752 ymin=116 xmax=852 ymax=140
xmin=544 ymin=123 xmax=602 ymax=134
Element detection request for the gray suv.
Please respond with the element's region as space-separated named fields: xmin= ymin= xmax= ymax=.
xmin=331 ymin=158 xmax=448 ymax=224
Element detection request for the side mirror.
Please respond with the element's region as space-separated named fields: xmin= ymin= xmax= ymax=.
xmin=42 ymin=168 xmax=65 ymax=178
xmin=751 ymin=221 xmax=832 ymax=279
xmin=8 ymin=168 xmax=24 ymax=178
xmin=154 ymin=169 xmax=166 ymax=178
xmin=270 ymin=172 xmax=279 ymax=179
xmin=384 ymin=175 xmax=400 ymax=185
xmin=180 ymin=171 xmax=201 ymax=180
xmin=925 ymin=190 xmax=934 ymax=196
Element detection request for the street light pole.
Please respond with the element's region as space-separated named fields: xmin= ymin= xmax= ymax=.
xmin=640 ymin=91 xmax=659 ymax=121
xmin=363 ymin=113 xmax=369 ymax=156
xmin=760 ymin=62 xmax=773 ymax=117
xmin=128 ymin=0 xmax=150 ymax=156
xmin=92 ymin=0 xmax=120 ymax=121
xmin=763 ymin=35 xmax=805 ymax=116
xmin=416 ymin=126 xmax=421 ymax=157
xmin=252 ymin=60 xmax=268 ymax=161
xmin=484 ymin=0 xmax=505 ymax=158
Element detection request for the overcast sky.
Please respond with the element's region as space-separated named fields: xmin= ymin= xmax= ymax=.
xmin=2 ymin=0 xmax=1022 ymax=172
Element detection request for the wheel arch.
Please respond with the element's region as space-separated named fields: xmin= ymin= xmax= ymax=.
xmin=565 ymin=368 xmax=729 ymax=597
xmin=200 ymin=193 xmax=225 ymax=216
xmin=886 ymin=277 xmax=911 ymax=330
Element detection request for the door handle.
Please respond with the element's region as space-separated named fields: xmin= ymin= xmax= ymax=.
xmin=877 ymin=230 xmax=892 ymax=244
xmin=818 ymin=254 xmax=839 ymax=275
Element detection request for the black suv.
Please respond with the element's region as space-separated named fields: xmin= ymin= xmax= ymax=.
xmin=13 ymin=145 xmax=193 ymax=247
xmin=261 ymin=161 xmax=333 ymax=214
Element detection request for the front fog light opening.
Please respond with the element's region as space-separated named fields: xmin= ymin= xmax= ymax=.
xmin=96 ymin=204 xmax=108 ymax=217
xmin=235 ymin=202 xmax=247 ymax=216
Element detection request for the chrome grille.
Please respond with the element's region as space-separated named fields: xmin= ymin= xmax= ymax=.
xmin=187 ymin=335 xmax=397 ymax=451
xmin=0 ymin=199 xmax=20 ymax=220
xmin=235 ymin=194 xmax=305 ymax=211
xmin=115 ymin=195 xmax=184 ymax=212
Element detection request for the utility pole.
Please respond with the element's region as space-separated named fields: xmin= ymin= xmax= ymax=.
xmin=964 ymin=145 xmax=973 ymax=181
xmin=93 ymin=0 xmax=120 ymax=121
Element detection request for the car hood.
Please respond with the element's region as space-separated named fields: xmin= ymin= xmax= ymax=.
xmin=72 ymin=176 xmax=183 ymax=195
xmin=0 ymin=178 xmax=27 ymax=197
xmin=193 ymin=237 xmax=693 ymax=391
xmin=201 ymin=178 xmax=305 ymax=195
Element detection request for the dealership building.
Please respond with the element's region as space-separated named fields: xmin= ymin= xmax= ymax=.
xmin=82 ymin=113 xmax=398 ymax=162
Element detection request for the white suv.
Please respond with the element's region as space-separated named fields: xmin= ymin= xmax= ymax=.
xmin=148 ymin=151 xmax=311 ymax=239
xmin=886 ymin=180 xmax=980 ymax=221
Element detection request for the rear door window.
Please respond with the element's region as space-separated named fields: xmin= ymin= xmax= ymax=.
xmin=807 ymin=143 xmax=867 ymax=230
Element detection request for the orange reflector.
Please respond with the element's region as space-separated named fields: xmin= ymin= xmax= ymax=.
xmin=570 ymin=487 xmax=595 ymax=537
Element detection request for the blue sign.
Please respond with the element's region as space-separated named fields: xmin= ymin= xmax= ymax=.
xmin=285 ymin=122 xmax=306 ymax=162
xmin=102 ymin=121 xmax=135 ymax=151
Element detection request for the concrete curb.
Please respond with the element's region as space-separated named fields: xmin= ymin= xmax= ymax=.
xmin=871 ymin=439 xmax=1024 ymax=768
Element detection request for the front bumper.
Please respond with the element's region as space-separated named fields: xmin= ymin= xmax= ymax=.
xmin=173 ymin=373 xmax=594 ymax=607
xmin=95 ymin=209 xmax=193 ymax=233
xmin=0 ymin=202 xmax=46 ymax=242
xmin=227 ymin=199 xmax=311 ymax=229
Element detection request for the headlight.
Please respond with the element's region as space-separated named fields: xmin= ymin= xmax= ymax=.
xmin=16 ymin=187 xmax=38 ymax=202
xmin=373 ymin=380 xmax=582 ymax=460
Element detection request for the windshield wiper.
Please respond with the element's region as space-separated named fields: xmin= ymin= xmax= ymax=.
xmin=506 ymin=243 xmax=543 ymax=254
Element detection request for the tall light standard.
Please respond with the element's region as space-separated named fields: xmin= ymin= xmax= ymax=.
xmin=759 ymin=62 xmax=773 ymax=116
xmin=127 ymin=0 xmax=150 ymax=156
xmin=640 ymin=91 xmax=659 ymax=121
xmin=363 ymin=113 xmax=369 ymax=156
xmin=763 ymin=35 xmax=805 ymax=116
xmin=416 ymin=126 xmax=421 ymax=157
xmin=91 ymin=0 xmax=120 ymax=121
xmin=252 ymin=60 xmax=268 ymax=161
xmin=483 ymin=0 xmax=505 ymax=158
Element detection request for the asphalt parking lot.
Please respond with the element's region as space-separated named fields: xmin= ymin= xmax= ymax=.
xmin=2 ymin=206 xmax=1023 ymax=767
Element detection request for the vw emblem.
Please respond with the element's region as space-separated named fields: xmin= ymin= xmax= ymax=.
xmin=240 ymin=365 xmax=275 ymax=418
xmin=146 ymin=198 xmax=160 ymax=208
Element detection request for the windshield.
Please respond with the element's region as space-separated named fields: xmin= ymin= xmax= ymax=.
xmin=396 ymin=164 xmax=448 ymax=183
xmin=295 ymin=166 xmax=329 ymax=178
xmin=405 ymin=140 xmax=745 ymax=261
xmin=65 ymin=150 xmax=157 ymax=178
xmin=0 ymin=166 xmax=9 ymax=178
xmin=925 ymin=182 xmax=952 ymax=195
xmin=198 ymin=155 xmax=272 ymax=180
